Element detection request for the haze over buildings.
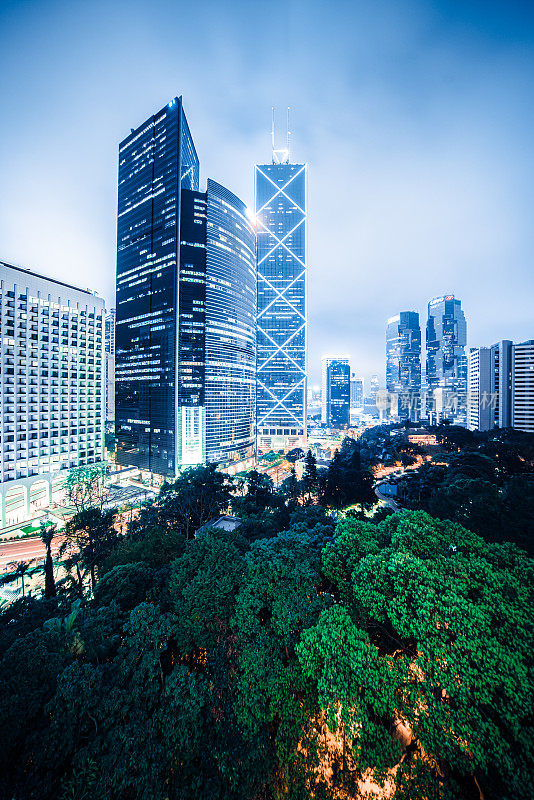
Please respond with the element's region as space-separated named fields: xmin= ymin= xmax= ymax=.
xmin=2 ymin=1 xmax=534 ymax=387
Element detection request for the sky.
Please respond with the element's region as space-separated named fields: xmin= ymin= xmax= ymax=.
xmin=1 ymin=0 xmax=533 ymax=386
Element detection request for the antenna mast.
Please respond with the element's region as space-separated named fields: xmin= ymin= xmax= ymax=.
xmin=286 ymin=106 xmax=291 ymax=161
xmin=271 ymin=107 xmax=275 ymax=162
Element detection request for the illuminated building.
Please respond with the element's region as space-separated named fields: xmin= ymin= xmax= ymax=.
xmin=116 ymin=98 xmax=256 ymax=477
xmin=426 ymin=295 xmax=467 ymax=426
xmin=386 ymin=311 xmax=421 ymax=421
xmin=255 ymin=121 xmax=307 ymax=453
xmin=321 ymin=356 xmax=350 ymax=428
xmin=0 ymin=260 xmax=105 ymax=526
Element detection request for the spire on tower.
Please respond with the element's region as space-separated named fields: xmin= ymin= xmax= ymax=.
xmin=271 ymin=106 xmax=290 ymax=164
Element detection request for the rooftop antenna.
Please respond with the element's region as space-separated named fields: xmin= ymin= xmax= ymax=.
xmin=271 ymin=107 xmax=276 ymax=163
xmin=286 ymin=106 xmax=291 ymax=162
xmin=271 ymin=105 xmax=290 ymax=164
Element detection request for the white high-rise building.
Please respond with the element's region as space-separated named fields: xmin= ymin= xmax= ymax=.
xmin=0 ymin=260 xmax=105 ymax=527
xmin=105 ymin=309 xmax=115 ymax=425
xmin=467 ymin=339 xmax=533 ymax=434
xmin=512 ymin=340 xmax=534 ymax=434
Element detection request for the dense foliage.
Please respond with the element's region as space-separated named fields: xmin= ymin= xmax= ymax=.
xmin=1 ymin=478 xmax=532 ymax=799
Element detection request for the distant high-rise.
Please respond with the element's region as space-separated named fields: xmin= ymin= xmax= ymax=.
xmin=105 ymin=308 xmax=115 ymax=356
xmin=350 ymin=373 xmax=364 ymax=409
xmin=468 ymin=339 xmax=534 ymax=433
xmin=115 ymin=98 xmax=256 ymax=477
xmin=321 ymin=356 xmax=350 ymax=428
xmin=426 ymin=295 xmax=467 ymax=426
xmin=255 ymin=126 xmax=307 ymax=453
xmin=369 ymin=374 xmax=379 ymax=402
xmin=386 ymin=311 xmax=421 ymax=421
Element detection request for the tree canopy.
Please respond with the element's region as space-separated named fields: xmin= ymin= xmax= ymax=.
xmin=0 ymin=501 xmax=532 ymax=800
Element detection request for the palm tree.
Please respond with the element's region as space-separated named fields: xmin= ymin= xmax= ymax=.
xmin=12 ymin=559 xmax=34 ymax=597
xmin=39 ymin=521 xmax=57 ymax=599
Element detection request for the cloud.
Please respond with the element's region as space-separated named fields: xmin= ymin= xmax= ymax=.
xmin=1 ymin=0 xmax=533 ymax=386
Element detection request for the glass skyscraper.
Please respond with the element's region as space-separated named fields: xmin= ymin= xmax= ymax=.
xmin=255 ymin=153 xmax=307 ymax=453
xmin=116 ymin=98 xmax=256 ymax=477
xmin=426 ymin=295 xmax=467 ymax=426
xmin=386 ymin=311 xmax=421 ymax=421
xmin=321 ymin=356 xmax=350 ymax=428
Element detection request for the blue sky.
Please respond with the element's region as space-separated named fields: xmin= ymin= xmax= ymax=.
xmin=1 ymin=0 xmax=533 ymax=385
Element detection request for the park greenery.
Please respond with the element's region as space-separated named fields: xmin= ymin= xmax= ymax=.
xmin=0 ymin=428 xmax=533 ymax=799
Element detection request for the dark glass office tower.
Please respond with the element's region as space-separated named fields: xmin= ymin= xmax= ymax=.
xmin=255 ymin=156 xmax=307 ymax=453
xmin=205 ymin=179 xmax=256 ymax=464
xmin=386 ymin=311 xmax=421 ymax=421
xmin=116 ymin=98 xmax=256 ymax=477
xmin=321 ymin=356 xmax=350 ymax=428
xmin=426 ymin=295 xmax=467 ymax=426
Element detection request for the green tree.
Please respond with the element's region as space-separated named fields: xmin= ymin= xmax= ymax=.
xmin=62 ymin=508 xmax=118 ymax=593
xmin=63 ymin=463 xmax=109 ymax=511
xmin=302 ymin=449 xmax=318 ymax=497
xmin=429 ymin=478 xmax=503 ymax=538
xmin=307 ymin=511 xmax=534 ymax=799
xmin=12 ymin=559 xmax=33 ymax=597
xmin=158 ymin=464 xmax=233 ymax=539
xmin=40 ymin=521 xmax=57 ymax=599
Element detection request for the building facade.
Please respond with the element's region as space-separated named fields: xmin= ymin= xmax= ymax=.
xmin=115 ymin=99 xmax=256 ymax=477
xmin=350 ymin=373 xmax=364 ymax=410
xmin=468 ymin=339 xmax=534 ymax=433
xmin=467 ymin=347 xmax=494 ymax=431
xmin=386 ymin=311 xmax=421 ymax=421
xmin=321 ymin=356 xmax=350 ymax=428
xmin=0 ymin=260 xmax=105 ymax=526
xmin=511 ymin=340 xmax=534 ymax=433
xmin=105 ymin=309 xmax=115 ymax=425
xmin=255 ymin=154 xmax=307 ymax=453
xmin=426 ymin=295 xmax=467 ymax=426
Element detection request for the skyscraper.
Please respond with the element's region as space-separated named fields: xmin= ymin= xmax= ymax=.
xmin=426 ymin=295 xmax=467 ymax=426
xmin=116 ymin=98 xmax=256 ymax=477
xmin=255 ymin=138 xmax=307 ymax=453
xmin=321 ymin=356 xmax=350 ymax=428
xmin=350 ymin=373 xmax=364 ymax=409
xmin=386 ymin=311 xmax=421 ymax=421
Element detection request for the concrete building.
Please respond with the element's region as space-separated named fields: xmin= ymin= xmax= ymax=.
xmin=105 ymin=309 xmax=115 ymax=425
xmin=467 ymin=339 xmax=534 ymax=433
xmin=512 ymin=340 xmax=534 ymax=433
xmin=0 ymin=260 xmax=105 ymax=527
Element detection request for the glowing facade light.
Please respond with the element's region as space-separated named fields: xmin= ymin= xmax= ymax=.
xmin=255 ymin=155 xmax=307 ymax=453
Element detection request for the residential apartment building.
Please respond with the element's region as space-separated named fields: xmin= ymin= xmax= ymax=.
xmin=468 ymin=339 xmax=534 ymax=433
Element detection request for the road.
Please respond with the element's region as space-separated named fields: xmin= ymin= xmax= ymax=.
xmin=0 ymin=536 xmax=64 ymax=571
xmin=374 ymin=482 xmax=401 ymax=512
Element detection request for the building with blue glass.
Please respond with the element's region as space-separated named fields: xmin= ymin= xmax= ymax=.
xmin=386 ymin=311 xmax=421 ymax=421
xmin=321 ymin=356 xmax=350 ymax=429
xmin=255 ymin=150 xmax=307 ymax=453
xmin=116 ymin=98 xmax=256 ymax=477
xmin=425 ymin=295 xmax=467 ymax=426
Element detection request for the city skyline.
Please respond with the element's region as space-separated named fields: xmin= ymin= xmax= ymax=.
xmin=2 ymin=1 xmax=534 ymax=385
